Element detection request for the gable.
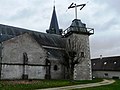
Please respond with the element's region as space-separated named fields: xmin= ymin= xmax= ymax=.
xmin=0 ymin=24 xmax=33 ymax=42
xmin=2 ymin=33 xmax=47 ymax=64
xmin=0 ymin=24 xmax=66 ymax=48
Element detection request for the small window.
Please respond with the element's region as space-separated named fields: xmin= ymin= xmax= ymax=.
xmin=54 ymin=65 xmax=58 ymax=71
xmin=104 ymin=73 xmax=108 ymax=76
xmin=81 ymin=52 xmax=84 ymax=57
xmin=93 ymin=63 xmax=96 ymax=66
xmin=104 ymin=62 xmax=107 ymax=64
xmin=68 ymin=39 xmax=70 ymax=45
xmin=114 ymin=62 xmax=117 ymax=64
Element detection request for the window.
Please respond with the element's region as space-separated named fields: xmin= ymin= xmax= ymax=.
xmin=54 ymin=65 xmax=58 ymax=71
xmin=81 ymin=52 xmax=84 ymax=57
xmin=68 ymin=39 xmax=71 ymax=45
xmin=93 ymin=63 xmax=95 ymax=66
xmin=104 ymin=73 xmax=108 ymax=76
xmin=104 ymin=62 xmax=107 ymax=65
xmin=114 ymin=62 xmax=117 ymax=64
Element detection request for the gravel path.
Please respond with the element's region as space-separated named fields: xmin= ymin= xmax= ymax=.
xmin=37 ymin=79 xmax=115 ymax=90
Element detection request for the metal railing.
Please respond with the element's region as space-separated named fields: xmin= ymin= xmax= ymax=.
xmin=62 ymin=26 xmax=94 ymax=35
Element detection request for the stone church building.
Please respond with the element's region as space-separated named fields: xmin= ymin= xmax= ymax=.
xmin=0 ymin=6 xmax=94 ymax=80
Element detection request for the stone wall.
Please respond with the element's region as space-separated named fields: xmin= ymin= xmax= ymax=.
xmin=66 ymin=33 xmax=92 ymax=80
xmin=28 ymin=66 xmax=46 ymax=79
xmin=1 ymin=33 xmax=65 ymax=80
xmin=49 ymin=58 xmax=64 ymax=79
xmin=1 ymin=65 xmax=23 ymax=79
xmin=2 ymin=33 xmax=46 ymax=64
xmin=1 ymin=33 xmax=47 ymax=79
xmin=0 ymin=32 xmax=92 ymax=80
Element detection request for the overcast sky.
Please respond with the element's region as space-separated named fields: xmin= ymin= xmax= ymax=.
xmin=0 ymin=0 xmax=120 ymax=58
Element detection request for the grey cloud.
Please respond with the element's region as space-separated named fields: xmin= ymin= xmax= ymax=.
xmin=0 ymin=0 xmax=120 ymax=58
xmin=8 ymin=8 xmax=36 ymax=21
xmin=94 ymin=0 xmax=120 ymax=13
xmin=90 ymin=30 xmax=120 ymax=58
xmin=93 ymin=17 xmax=119 ymax=32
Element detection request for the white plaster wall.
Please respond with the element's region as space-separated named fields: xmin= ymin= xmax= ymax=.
xmin=93 ymin=71 xmax=120 ymax=79
xmin=1 ymin=65 xmax=23 ymax=79
xmin=28 ymin=66 xmax=46 ymax=79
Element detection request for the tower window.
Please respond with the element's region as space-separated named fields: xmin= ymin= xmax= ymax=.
xmin=68 ymin=39 xmax=70 ymax=45
xmin=104 ymin=62 xmax=107 ymax=65
xmin=114 ymin=62 xmax=117 ymax=64
xmin=54 ymin=65 xmax=58 ymax=71
xmin=81 ymin=52 xmax=84 ymax=57
xmin=93 ymin=63 xmax=96 ymax=66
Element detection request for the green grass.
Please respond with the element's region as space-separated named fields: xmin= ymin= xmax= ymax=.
xmin=0 ymin=79 xmax=102 ymax=90
xmin=74 ymin=79 xmax=120 ymax=90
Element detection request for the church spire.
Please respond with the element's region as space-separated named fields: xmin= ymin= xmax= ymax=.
xmin=46 ymin=6 xmax=62 ymax=35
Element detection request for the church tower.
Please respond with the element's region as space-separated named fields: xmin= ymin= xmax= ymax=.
xmin=64 ymin=19 xmax=94 ymax=80
xmin=46 ymin=6 xmax=62 ymax=35
xmin=63 ymin=3 xmax=94 ymax=80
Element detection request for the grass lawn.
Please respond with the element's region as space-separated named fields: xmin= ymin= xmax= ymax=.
xmin=74 ymin=79 xmax=120 ymax=90
xmin=0 ymin=79 xmax=102 ymax=90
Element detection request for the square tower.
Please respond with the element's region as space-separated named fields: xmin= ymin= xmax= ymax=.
xmin=63 ymin=19 xmax=94 ymax=80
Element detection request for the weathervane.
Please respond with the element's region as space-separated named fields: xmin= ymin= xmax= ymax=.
xmin=68 ymin=3 xmax=86 ymax=19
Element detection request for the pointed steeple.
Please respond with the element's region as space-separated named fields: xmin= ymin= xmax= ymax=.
xmin=46 ymin=6 xmax=62 ymax=35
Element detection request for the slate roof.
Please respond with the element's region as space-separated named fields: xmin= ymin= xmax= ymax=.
xmin=0 ymin=23 xmax=66 ymax=59
xmin=91 ymin=56 xmax=120 ymax=71
xmin=70 ymin=19 xmax=86 ymax=28
xmin=32 ymin=32 xmax=66 ymax=48
xmin=68 ymin=19 xmax=88 ymax=34
xmin=0 ymin=24 xmax=66 ymax=48
xmin=44 ymin=48 xmax=65 ymax=60
xmin=0 ymin=24 xmax=33 ymax=42
xmin=46 ymin=6 xmax=62 ymax=35
xmin=63 ymin=19 xmax=94 ymax=37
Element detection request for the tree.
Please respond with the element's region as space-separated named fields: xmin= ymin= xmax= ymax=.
xmin=63 ymin=50 xmax=81 ymax=80
xmin=61 ymin=35 xmax=84 ymax=80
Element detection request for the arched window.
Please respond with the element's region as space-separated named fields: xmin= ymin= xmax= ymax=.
xmin=81 ymin=52 xmax=84 ymax=57
xmin=54 ymin=65 xmax=58 ymax=71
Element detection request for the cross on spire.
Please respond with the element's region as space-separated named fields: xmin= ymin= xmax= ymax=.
xmin=68 ymin=3 xmax=86 ymax=19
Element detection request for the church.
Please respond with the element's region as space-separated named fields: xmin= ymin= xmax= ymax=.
xmin=0 ymin=6 xmax=94 ymax=80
